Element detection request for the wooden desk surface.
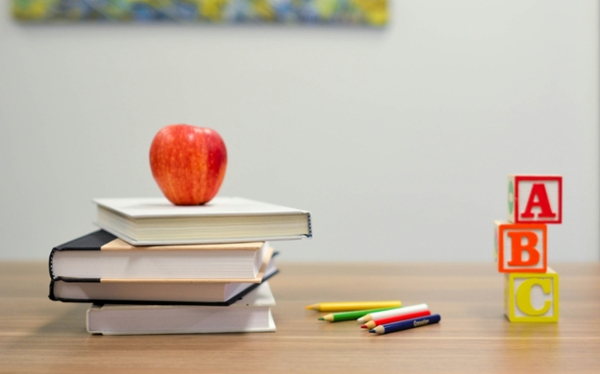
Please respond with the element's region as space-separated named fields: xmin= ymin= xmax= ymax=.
xmin=1 ymin=262 xmax=599 ymax=373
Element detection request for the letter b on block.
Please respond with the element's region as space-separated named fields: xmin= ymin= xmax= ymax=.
xmin=504 ymin=269 xmax=559 ymax=322
xmin=495 ymin=221 xmax=547 ymax=273
xmin=508 ymin=175 xmax=562 ymax=224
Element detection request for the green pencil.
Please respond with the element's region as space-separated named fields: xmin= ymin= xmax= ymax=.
xmin=318 ymin=307 xmax=401 ymax=322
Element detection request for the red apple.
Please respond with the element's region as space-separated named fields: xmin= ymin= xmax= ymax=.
xmin=149 ymin=124 xmax=227 ymax=205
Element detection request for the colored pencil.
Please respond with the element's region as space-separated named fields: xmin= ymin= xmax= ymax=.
xmin=357 ymin=303 xmax=428 ymax=323
xmin=319 ymin=307 xmax=399 ymax=322
xmin=361 ymin=309 xmax=431 ymax=329
xmin=305 ymin=301 xmax=401 ymax=312
xmin=369 ymin=314 xmax=441 ymax=335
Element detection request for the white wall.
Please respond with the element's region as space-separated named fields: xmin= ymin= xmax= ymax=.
xmin=1 ymin=1 xmax=598 ymax=262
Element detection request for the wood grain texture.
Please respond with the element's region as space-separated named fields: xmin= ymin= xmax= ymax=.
xmin=1 ymin=262 xmax=599 ymax=374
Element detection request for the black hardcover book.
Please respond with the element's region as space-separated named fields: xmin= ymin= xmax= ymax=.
xmin=49 ymin=268 xmax=279 ymax=306
xmin=49 ymin=230 xmax=273 ymax=281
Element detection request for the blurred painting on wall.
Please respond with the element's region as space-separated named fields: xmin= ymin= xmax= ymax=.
xmin=12 ymin=0 xmax=387 ymax=27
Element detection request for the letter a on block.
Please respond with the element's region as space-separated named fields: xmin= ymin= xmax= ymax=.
xmin=495 ymin=221 xmax=547 ymax=273
xmin=522 ymin=184 xmax=556 ymax=219
xmin=504 ymin=269 xmax=559 ymax=323
xmin=508 ymin=175 xmax=562 ymax=224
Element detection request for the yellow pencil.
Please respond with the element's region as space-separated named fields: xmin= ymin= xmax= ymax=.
xmin=305 ymin=301 xmax=401 ymax=312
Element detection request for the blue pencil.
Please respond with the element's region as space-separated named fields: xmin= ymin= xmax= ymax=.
xmin=369 ymin=314 xmax=441 ymax=335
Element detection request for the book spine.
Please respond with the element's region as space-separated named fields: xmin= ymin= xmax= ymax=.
xmin=49 ymin=230 xmax=116 ymax=279
xmin=48 ymin=247 xmax=57 ymax=279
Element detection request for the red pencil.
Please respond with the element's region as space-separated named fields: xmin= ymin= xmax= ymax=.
xmin=361 ymin=309 xmax=431 ymax=329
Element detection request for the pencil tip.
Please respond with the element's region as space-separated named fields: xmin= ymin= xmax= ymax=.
xmin=318 ymin=317 xmax=324 ymax=321
xmin=360 ymin=325 xmax=366 ymax=329
xmin=369 ymin=330 xmax=376 ymax=334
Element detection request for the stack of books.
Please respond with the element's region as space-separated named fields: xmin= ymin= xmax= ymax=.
xmin=48 ymin=197 xmax=311 ymax=335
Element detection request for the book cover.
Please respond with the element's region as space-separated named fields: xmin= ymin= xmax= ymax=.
xmin=93 ymin=196 xmax=312 ymax=245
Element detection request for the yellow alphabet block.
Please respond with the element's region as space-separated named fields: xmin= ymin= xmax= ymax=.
xmin=504 ymin=268 xmax=559 ymax=322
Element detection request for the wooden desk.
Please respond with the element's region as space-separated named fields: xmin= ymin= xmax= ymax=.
xmin=1 ymin=262 xmax=599 ymax=373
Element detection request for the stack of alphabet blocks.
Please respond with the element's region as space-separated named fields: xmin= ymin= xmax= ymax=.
xmin=495 ymin=175 xmax=562 ymax=323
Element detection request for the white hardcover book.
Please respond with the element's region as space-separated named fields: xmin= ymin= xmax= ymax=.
xmin=87 ymin=282 xmax=276 ymax=335
xmin=94 ymin=197 xmax=312 ymax=245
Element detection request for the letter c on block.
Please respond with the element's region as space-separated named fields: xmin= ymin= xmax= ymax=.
xmin=516 ymin=278 xmax=552 ymax=316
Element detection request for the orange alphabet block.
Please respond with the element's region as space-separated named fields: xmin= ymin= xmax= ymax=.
xmin=495 ymin=221 xmax=547 ymax=273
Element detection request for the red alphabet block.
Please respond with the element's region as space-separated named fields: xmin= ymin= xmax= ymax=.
xmin=508 ymin=175 xmax=562 ymax=224
xmin=495 ymin=221 xmax=547 ymax=273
